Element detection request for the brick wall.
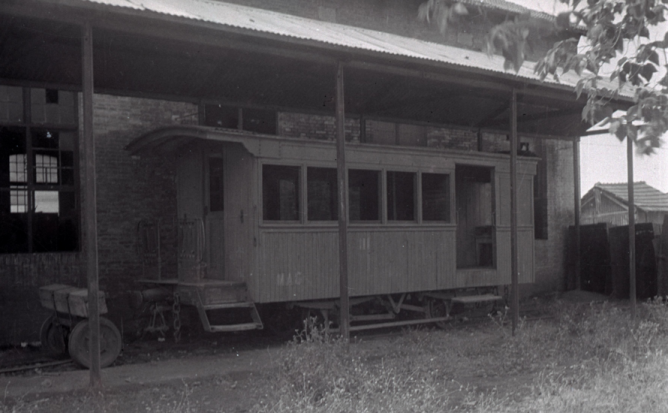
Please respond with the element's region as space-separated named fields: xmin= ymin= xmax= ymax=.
xmin=0 ymin=94 xmax=197 ymax=345
xmin=526 ymin=139 xmax=575 ymax=296
xmin=90 ymin=94 xmax=198 ymax=323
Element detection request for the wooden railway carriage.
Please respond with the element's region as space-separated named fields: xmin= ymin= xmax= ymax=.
xmin=128 ymin=125 xmax=537 ymax=332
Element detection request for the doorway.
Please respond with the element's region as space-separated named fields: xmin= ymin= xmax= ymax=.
xmin=456 ymin=165 xmax=495 ymax=269
xmin=206 ymin=155 xmax=225 ymax=279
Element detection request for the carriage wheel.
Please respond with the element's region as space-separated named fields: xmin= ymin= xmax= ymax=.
xmin=425 ymin=298 xmax=451 ymax=329
xmin=67 ymin=317 xmax=122 ymax=369
xmin=40 ymin=315 xmax=69 ymax=356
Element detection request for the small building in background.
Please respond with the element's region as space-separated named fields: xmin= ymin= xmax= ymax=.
xmin=582 ymin=182 xmax=668 ymax=232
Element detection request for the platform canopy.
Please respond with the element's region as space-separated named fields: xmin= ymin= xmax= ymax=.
xmin=0 ymin=0 xmax=632 ymax=139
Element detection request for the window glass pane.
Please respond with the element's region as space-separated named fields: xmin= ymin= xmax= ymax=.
xmin=209 ymin=157 xmax=224 ymax=212
xmin=35 ymin=191 xmax=59 ymax=213
xmin=243 ymin=108 xmax=277 ymax=135
xmin=32 ymin=129 xmax=59 ymax=149
xmin=204 ymin=104 xmax=238 ymax=128
xmin=307 ymin=167 xmax=338 ymax=221
xmin=387 ymin=171 xmax=415 ymax=221
xmin=59 ymin=131 xmax=75 ymax=151
xmin=0 ymin=85 xmax=23 ymax=122
xmin=1 ymin=127 xmax=26 ymax=187
xmin=61 ymin=168 xmax=74 ymax=186
xmin=34 ymin=153 xmax=59 ymax=184
xmin=349 ymin=169 xmax=379 ymax=221
xmin=10 ymin=186 xmax=28 ymax=213
xmin=422 ymin=173 xmax=450 ymax=222
xmin=9 ymin=154 xmax=27 ymax=183
xmin=61 ymin=151 xmax=74 ymax=167
xmin=263 ymin=165 xmax=300 ymax=221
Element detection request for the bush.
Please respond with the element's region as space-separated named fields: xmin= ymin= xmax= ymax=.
xmin=254 ymin=318 xmax=449 ymax=413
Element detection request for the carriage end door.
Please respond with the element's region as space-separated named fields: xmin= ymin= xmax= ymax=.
xmin=205 ymin=155 xmax=226 ymax=279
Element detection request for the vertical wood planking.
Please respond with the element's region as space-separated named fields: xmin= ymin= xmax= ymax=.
xmin=257 ymin=228 xmax=458 ymax=302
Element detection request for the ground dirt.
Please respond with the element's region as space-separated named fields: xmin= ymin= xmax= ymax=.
xmin=0 ymin=291 xmax=612 ymax=412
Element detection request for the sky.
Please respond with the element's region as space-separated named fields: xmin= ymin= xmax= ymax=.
xmin=505 ymin=0 xmax=668 ymax=193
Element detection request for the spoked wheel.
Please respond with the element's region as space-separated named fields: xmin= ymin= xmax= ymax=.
xmin=425 ymin=298 xmax=451 ymax=329
xmin=40 ymin=315 xmax=69 ymax=356
xmin=67 ymin=317 xmax=122 ymax=369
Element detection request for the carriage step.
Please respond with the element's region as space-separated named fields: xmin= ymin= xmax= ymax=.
xmin=203 ymin=302 xmax=255 ymax=310
xmin=450 ymin=294 xmax=503 ymax=305
xmin=198 ymin=300 xmax=264 ymax=333
xmin=208 ymin=323 xmax=261 ymax=332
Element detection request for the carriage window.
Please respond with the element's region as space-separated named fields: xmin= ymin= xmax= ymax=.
xmin=349 ymin=169 xmax=379 ymax=221
xmin=307 ymin=167 xmax=337 ymax=221
xmin=422 ymin=173 xmax=450 ymax=222
xmin=387 ymin=171 xmax=415 ymax=221
xmin=263 ymin=165 xmax=300 ymax=221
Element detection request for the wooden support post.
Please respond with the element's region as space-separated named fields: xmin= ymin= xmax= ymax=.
xmin=336 ymin=62 xmax=350 ymax=341
xmin=82 ymin=21 xmax=102 ymax=388
xmin=627 ymin=135 xmax=636 ymax=320
xmin=573 ymin=137 xmax=581 ymax=290
xmin=510 ymin=89 xmax=519 ymax=335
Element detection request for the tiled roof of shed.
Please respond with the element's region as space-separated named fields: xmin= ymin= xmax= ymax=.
xmin=594 ymin=182 xmax=668 ymax=212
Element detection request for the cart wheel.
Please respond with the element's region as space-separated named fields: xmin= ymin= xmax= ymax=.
xmin=68 ymin=317 xmax=122 ymax=369
xmin=425 ymin=298 xmax=451 ymax=329
xmin=40 ymin=315 xmax=69 ymax=356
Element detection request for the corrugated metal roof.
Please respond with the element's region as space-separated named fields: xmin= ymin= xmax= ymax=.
xmin=76 ymin=0 xmax=626 ymax=96
xmin=459 ymin=0 xmax=555 ymax=21
xmin=593 ymin=182 xmax=668 ymax=212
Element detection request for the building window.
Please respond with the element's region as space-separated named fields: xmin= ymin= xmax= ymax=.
xmin=203 ymin=104 xmax=276 ymax=135
xmin=387 ymin=171 xmax=415 ymax=221
xmin=307 ymin=167 xmax=338 ymax=221
xmin=422 ymin=173 xmax=450 ymax=222
xmin=349 ymin=169 xmax=380 ymax=221
xmin=0 ymin=86 xmax=79 ymax=253
xmin=262 ymin=164 xmax=300 ymax=221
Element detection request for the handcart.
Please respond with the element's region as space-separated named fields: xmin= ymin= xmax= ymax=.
xmin=38 ymin=284 xmax=122 ymax=369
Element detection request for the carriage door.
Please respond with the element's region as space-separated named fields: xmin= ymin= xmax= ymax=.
xmin=205 ymin=155 xmax=225 ymax=279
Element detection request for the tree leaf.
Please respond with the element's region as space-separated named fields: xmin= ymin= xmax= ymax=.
xmin=649 ymin=51 xmax=660 ymax=66
xmin=627 ymin=124 xmax=638 ymax=141
xmin=556 ymin=12 xmax=572 ymax=29
xmin=641 ymin=63 xmax=657 ymax=82
xmin=614 ymin=123 xmax=627 ymax=141
xmin=609 ymin=119 xmax=623 ymax=136
xmin=452 ymin=3 xmax=468 ymax=15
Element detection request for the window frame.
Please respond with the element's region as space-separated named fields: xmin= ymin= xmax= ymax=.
xmin=259 ymin=161 xmax=454 ymax=228
xmin=0 ymin=86 xmax=80 ymax=254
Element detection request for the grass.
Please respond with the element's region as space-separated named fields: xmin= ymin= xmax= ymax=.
xmin=254 ymin=297 xmax=668 ymax=413
xmin=4 ymin=296 xmax=668 ymax=412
